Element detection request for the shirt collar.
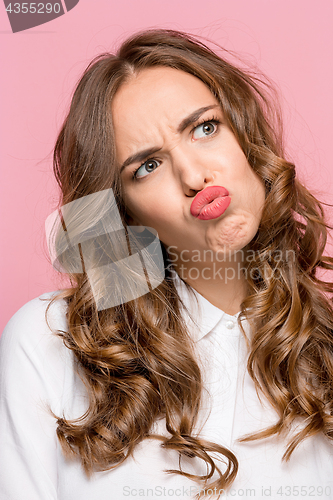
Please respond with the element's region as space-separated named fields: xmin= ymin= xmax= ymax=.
xmin=172 ymin=272 xmax=241 ymax=342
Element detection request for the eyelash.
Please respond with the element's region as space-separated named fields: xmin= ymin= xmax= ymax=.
xmin=132 ymin=116 xmax=221 ymax=180
xmin=190 ymin=115 xmax=220 ymax=136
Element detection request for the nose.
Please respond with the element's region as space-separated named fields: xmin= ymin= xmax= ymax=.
xmin=171 ymin=146 xmax=215 ymax=197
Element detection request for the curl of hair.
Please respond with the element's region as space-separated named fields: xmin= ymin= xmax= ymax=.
xmin=45 ymin=29 xmax=333 ymax=496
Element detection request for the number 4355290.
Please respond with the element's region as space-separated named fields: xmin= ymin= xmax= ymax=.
xmin=6 ymin=3 xmax=61 ymax=14
xmin=277 ymin=485 xmax=331 ymax=496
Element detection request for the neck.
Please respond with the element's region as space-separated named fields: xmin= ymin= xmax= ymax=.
xmin=172 ymin=250 xmax=248 ymax=315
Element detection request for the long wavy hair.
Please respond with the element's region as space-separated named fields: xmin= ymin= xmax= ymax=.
xmin=45 ymin=29 xmax=333 ymax=496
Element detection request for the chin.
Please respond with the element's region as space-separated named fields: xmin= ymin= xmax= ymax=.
xmin=207 ymin=215 xmax=258 ymax=254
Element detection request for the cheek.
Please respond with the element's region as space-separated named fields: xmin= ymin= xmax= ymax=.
xmin=124 ymin=186 xmax=174 ymax=224
xmin=124 ymin=195 xmax=166 ymax=228
xmin=123 ymin=186 xmax=148 ymax=215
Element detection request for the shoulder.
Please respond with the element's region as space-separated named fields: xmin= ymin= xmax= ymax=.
xmin=0 ymin=291 xmax=70 ymax=380
xmin=1 ymin=291 xmax=68 ymax=341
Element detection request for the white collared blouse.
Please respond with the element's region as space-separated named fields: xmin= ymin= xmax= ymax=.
xmin=0 ymin=277 xmax=332 ymax=500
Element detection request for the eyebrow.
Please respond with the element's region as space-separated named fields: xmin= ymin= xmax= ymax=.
xmin=119 ymin=104 xmax=220 ymax=173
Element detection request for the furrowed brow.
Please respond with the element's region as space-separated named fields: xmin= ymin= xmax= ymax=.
xmin=177 ymin=105 xmax=220 ymax=134
xmin=119 ymin=104 xmax=219 ymax=173
xmin=120 ymin=147 xmax=162 ymax=173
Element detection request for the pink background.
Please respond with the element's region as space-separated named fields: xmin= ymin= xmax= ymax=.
xmin=1 ymin=0 xmax=332 ymax=333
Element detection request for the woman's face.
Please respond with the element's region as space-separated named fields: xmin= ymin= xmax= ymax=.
xmin=112 ymin=67 xmax=265 ymax=260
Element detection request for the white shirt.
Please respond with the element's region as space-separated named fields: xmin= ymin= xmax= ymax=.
xmin=0 ymin=276 xmax=332 ymax=500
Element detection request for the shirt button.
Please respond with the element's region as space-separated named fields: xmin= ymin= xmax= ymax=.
xmin=225 ymin=320 xmax=235 ymax=330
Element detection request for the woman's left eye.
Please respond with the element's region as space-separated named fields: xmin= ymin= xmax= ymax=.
xmin=192 ymin=120 xmax=219 ymax=140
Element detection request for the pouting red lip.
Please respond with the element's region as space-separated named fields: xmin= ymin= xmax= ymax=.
xmin=190 ymin=185 xmax=230 ymax=219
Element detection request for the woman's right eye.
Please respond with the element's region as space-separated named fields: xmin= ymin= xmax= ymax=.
xmin=133 ymin=159 xmax=161 ymax=179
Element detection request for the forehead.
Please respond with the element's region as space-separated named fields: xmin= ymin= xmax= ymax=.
xmin=112 ymin=66 xmax=216 ymax=115
xmin=111 ymin=67 xmax=218 ymax=152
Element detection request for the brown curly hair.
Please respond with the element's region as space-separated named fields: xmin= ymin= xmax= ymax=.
xmin=44 ymin=29 xmax=333 ymax=497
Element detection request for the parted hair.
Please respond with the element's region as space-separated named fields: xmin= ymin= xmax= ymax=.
xmin=46 ymin=29 xmax=333 ymax=497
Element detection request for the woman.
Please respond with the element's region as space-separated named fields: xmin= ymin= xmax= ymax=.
xmin=1 ymin=29 xmax=333 ymax=499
